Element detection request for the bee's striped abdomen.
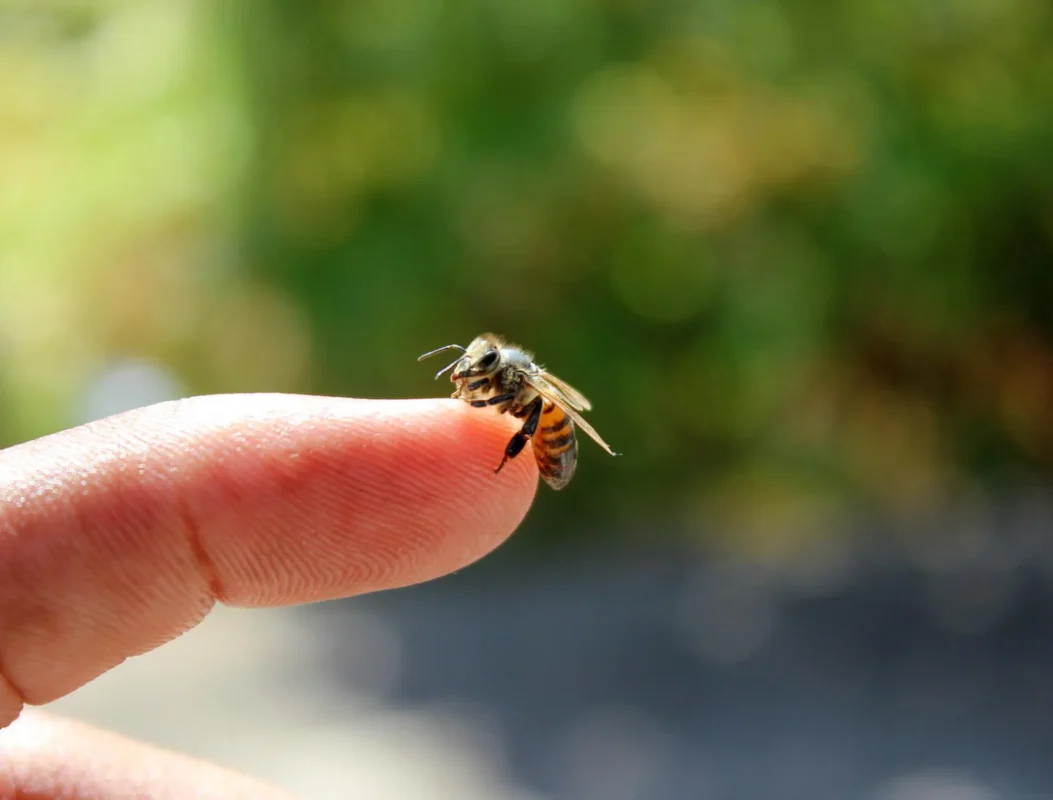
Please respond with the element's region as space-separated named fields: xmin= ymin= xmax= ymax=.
xmin=532 ymin=401 xmax=578 ymax=490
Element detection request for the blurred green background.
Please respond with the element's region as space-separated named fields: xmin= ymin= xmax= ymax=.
xmin=3 ymin=0 xmax=1052 ymax=556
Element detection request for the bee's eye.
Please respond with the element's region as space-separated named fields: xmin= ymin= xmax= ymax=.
xmin=478 ymin=350 xmax=498 ymax=370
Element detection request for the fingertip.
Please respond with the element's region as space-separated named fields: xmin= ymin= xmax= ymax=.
xmin=162 ymin=394 xmax=541 ymax=604
xmin=345 ymin=397 xmax=539 ymax=586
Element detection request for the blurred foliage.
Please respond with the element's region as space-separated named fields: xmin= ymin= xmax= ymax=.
xmin=2 ymin=0 xmax=1053 ymax=554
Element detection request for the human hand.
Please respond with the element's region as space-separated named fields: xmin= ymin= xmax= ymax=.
xmin=0 ymin=394 xmax=537 ymax=798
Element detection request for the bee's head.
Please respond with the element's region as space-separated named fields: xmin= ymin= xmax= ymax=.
xmin=417 ymin=334 xmax=502 ymax=382
xmin=451 ymin=335 xmax=502 ymax=381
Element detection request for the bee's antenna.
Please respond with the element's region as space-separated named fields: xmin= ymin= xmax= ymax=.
xmin=417 ymin=344 xmax=467 ymax=380
xmin=417 ymin=344 xmax=466 ymax=362
xmin=433 ymin=357 xmax=464 ymax=380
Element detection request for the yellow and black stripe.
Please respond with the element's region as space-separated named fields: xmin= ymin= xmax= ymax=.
xmin=531 ymin=402 xmax=578 ymax=490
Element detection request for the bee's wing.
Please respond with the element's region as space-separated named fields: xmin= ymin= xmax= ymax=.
xmin=525 ymin=375 xmax=619 ymax=457
xmin=536 ymin=370 xmax=592 ymax=411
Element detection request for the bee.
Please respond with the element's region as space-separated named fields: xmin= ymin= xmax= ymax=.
xmin=418 ymin=333 xmax=619 ymax=489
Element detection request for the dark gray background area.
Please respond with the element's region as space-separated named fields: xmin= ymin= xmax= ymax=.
xmin=295 ymin=506 xmax=1053 ymax=800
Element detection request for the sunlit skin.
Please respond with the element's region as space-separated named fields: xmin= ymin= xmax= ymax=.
xmin=0 ymin=394 xmax=537 ymax=798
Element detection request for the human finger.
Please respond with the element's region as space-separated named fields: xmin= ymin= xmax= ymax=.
xmin=0 ymin=394 xmax=538 ymax=727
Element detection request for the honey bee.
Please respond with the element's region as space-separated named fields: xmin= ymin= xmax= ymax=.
xmin=418 ymin=333 xmax=619 ymax=489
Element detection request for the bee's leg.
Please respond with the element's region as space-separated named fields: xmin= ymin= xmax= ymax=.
xmin=469 ymin=394 xmax=516 ymax=409
xmin=494 ymin=396 xmax=543 ymax=475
